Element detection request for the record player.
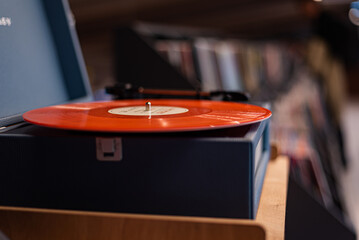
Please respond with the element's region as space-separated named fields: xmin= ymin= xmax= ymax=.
xmin=0 ymin=0 xmax=271 ymax=219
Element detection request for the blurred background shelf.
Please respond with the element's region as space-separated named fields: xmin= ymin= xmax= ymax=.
xmin=67 ymin=0 xmax=359 ymax=96
xmin=68 ymin=0 xmax=350 ymax=37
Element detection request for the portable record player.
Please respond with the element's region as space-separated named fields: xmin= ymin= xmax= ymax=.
xmin=0 ymin=0 xmax=271 ymax=219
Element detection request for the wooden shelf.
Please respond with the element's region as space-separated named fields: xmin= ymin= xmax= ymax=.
xmin=0 ymin=156 xmax=288 ymax=240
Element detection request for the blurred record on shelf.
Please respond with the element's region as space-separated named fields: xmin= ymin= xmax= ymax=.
xmin=215 ymin=42 xmax=244 ymax=92
xmin=194 ymin=38 xmax=223 ymax=92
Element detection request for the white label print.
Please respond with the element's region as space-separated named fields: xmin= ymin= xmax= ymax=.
xmin=108 ymin=106 xmax=189 ymax=116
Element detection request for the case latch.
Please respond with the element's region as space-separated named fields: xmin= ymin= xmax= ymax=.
xmin=96 ymin=137 xmax=122 ymax=161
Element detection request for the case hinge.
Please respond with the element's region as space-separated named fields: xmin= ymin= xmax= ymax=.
xmin=96 ymin=137 xmax=122 ymax=161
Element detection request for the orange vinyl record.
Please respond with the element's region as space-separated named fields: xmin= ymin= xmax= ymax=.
xmin=22 ymin=99 xmax=272 ymax=133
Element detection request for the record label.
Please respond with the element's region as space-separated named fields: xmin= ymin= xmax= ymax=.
xmin=108 ymin=106 xmax=189 ymax=116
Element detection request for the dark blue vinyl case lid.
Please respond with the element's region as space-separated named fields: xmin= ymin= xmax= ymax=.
xmin=0 ymin=0 xmax=92 ymax=126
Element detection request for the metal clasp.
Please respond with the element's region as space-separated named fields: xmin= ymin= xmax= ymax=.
xmin=96 ymin=137 xmax=122 ymax=161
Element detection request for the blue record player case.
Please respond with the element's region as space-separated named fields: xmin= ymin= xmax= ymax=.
xmin=0 ymin=0 xmax=271 ymax=219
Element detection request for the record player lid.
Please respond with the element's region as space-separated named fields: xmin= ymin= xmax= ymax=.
xmin=0 ymin=0 xmax=92 ymax=127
